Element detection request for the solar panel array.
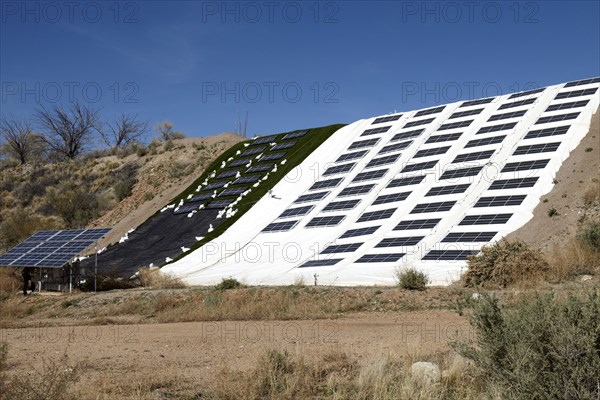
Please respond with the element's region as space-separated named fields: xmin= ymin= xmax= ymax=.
xmin=0 ymin=229 xmax=110 ymax=268
xmin=162 ymin=78 xmax=600 ymax=286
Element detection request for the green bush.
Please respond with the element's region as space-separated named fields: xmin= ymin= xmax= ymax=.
xmin=577 ymin=221 xmax=600 ymax=251
xmin=455 ymin=291 xmax=600 ymax=400
xmin=215 ymin=277 xmax=242 ymax=290
xmin=464 ymin=240 xmax=549 ymax=288
xmin=44 ymin=185 xmax=100 ymax=228
xmin=113 ymin=163 xmax=138 ymax=201
xmin=395 ymin=267 xmax=429 ymax=290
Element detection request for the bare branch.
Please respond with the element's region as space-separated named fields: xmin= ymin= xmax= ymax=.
xmin=101 ymin=113 xmax=149 ymax=150
xmin=0 ymin=116 xmax=34 ymax=164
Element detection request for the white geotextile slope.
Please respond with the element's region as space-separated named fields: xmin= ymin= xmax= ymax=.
xmin=163 ymin=78 xmax=600 ymax=286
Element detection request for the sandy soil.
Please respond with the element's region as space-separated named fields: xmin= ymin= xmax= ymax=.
xmin=1 ymin=310 xmax=467 ymax=389
xmin=506 ymin=108 xmax=600 ymax=251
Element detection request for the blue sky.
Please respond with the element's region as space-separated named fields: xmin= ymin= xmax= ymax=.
xmin=1 ymin=1 xmax=599 ymax=139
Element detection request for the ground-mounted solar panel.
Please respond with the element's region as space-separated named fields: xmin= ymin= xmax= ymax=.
xmin=438 ymin=120 xmax=473 ymax=131
xmin=508 ymin=87 xmax=545 ymax=99
xmin=501 ymin=159 xmax=549 ymax=172
xmin=205 ymin=180 xmax=230 ymax=190
xmin=336 ymin=150 xmax=368 ymax=163
xmin=366 ymin=154 xmax=401 ymax=168
xmin=401 ymin=160 xmax=438 ymax=173
xmin=323 ymin=163 xmax=355 ymax=176
xmin=465 ymin=135 xmax=506 ymax=148
xmin=372 ymin=114 xmax=402 ymax=124
xmin=352 ymin=169 xmax=388 ymax=182
xmin=475 ymin=195 xmax=526 ymax=207
xmin=271 ymin=141 xmax=297 ymax=151
xmin=555 ymin=88 xmax=597 ymax=99
xmin=459 ymin=214 xmax=512 ymax=225
xmin=278 ymin=205 xmax=314 ymax=219
xmin=299 ymin=258 xmax=343 ymax=267
xmin=488 ymin=110 xmax=527 ymax=121
xmin=448 ymin=108 xmax=483 ymax=119
xmin=373 ymin=191 xmax=411 ymax=205
xmin=440 ymin=166 xmax=483 ymax=180
xmin=379 ymin=140 xmax=412 ymax=154
xmin=391 ymin=129 xmax=424 ymax=142
xmin=488 ymin=177 xmax=538 ymax=190
xmin=338 ymin=184 xmax=375 ymax=197
xmin=321 ymin=243 xmax=362 ymax=253
xmin=234 ymin=175 xmax=262 ymax=184
xmin=477 ymin=122 xmax=517 ymax=134
xmin=322 ymin=199 xmax=361 ymax=212
xmin=403 ymin=118 xmax=435 ymax=128
xmin=356 ymin=253 xmax=405 ymax=263
xmin=535 ymin=112 xmax=580 ymax=124
xmin=310 ymin=178 xmax=343 ymax=191
xmin=206 ymin=200 xmax=234 ymax=209
xmin=0 ymin=228 xmax=110 ymax=268
xmin=294 ymin=191 xmax=330 ymax=204
xmin=394 ymin=218 xmax=441 ymax=231
xmin=339 ymin=225 xmax=380 ymax=239
xmin=229 ymin=158 xmax=253 ymax=167
xmin=361 ymin=126 xmax=391 ymax=136
xmin=459 ymin=97 xmax=494 ymax=107
xmin=282 ymin=130 xmax=309 ymax=140
xmin=513 ymin=142 xmax=561 ymax=155
xmin=422 ymin=249 xmax=477 ymax=261
xmin=498 ymin=97 xmax=536 ymax=110
xmin=414 ymin=105 xmax=445 ymax=117
xmin=190 ymin=192 xmax=216 ymax=202
xmin=306 ymin=215 xmax=345 ymax=227
xmin=442 ymin=232 xmax=497 ymax=242
xmin=426 ymin=184 xmax=470 ymax=197
xmin=219 ymin=187 xmax=248 ymax=197
xmin=262 ymin=220 xmax=299 ymax=232
xmin=524 ymin=125 xmax=570 ymax=139
xmin=241 ymin=146 xmax=266 ymax=157
xmin=545 ymin=100 xmax=589 ymax=112
xmin=216 ymin=170 xmax=241 ymax=180
xmin=376 ymin=236 xmax=423 ymax=247
xmin=260 ymin=152 xmax=287 ymax=161
xmin=246 ymin=163 xmax=274 ymax=173
xmin=348 ymin=138 xmax=380 ymax=150
xmin=564 ymin=77 xmax=600 ymax=87
xmin=410 ymin=201 xmax=456 ymax=214
xmin=452 ymin=150 xmax=495 ymax=163
xmin=357 ymin=208 xmax=395 ymax=222
xmin=414 ymin=146 xmax=450 ymax=158
xmin=173 ymin=201 xmax=203 ymax=215
xmin=251 ymin=135 xmax=279 ymax=145
xmin=387 ymin=175 xmax=425 ymax=188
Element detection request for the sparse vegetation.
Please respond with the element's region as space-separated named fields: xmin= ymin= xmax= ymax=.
xmin=215 ymin=277 xmax=243 ymax=290
xmin=396 ymin=267 xmax=429 ymax=290
xmin=138 ymin=267 xmax=186 ymax=289
xmin=547 ymin=207 xmax=558 ymax=217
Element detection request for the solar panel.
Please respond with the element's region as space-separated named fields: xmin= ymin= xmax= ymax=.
xmin=229 ymin=158 xmax=253 ymax=167
xmin=410 ymin=201 xmax=456 ymax=214
xmin=361 ymin=126 xmax=391 ymax=136
xmin=340 ymin=225 xmax=380 ymax=239
xmin=352 ymin=169 xmax=388 ymax=182
xmin=356 ymin=253 xmax=404 ymax=263
xmin=309 ymin=178 xmax=343 ymax=191
xmin=442 ymin=232 xmax=497 ymax=242
xmin=465 ymin=135 xmax=506 ymax=148
xmin=489 ymin=177 xmax=538 ymax=190
xmin=173 ymin=202 xmax=203 ymax=215
xmin=190 ymin=193 xmax=215 ymax=202
xmin=459 ymin=97 xmax=494 ymax=107
xmin=323 ymin=163 xmax=355 ymax=176
xmin=0 ymin=228 xmax=110 ymax=268
xmin=545 ymin=100 xmax=589 ymax=112
xmin=271 ymin=141 xmax=297 ymax=151
xmin=414 ymin=146 xmax=450 ymax=158
xmin=294 ymin=191 xmax=330 ymax=204
xmin=501 ymin=159 xmax=549 ymax=172
xmin=422 ymin=250 xmax=477 ymax=261
xmin=348 ymin=138 xmax=380 ymax=150
xmin=448 ymin=108 xmax=483 ymax=119
xmin=376 ymin=236 xmax=423 ymax=247
xmin=372 ymin=114 xmax=402 ymax=124
xmin=564 ymin=77 xmax=600 ymax=87
xmin=459 ymin=214 xmax=512 ymax=225
xmin=535 ymin=112 xmax=580 ymax=124
xmin=282 ymin=130 xmax=309 ymax=140
xmin=216 ymin=170 xmax=241 ymax=179
xmin=357 ymin=208 xmax=395 ymax=222
xmin=379 ymin=141 xmax=412 ymax=154
xmin=336 ymin=150 xmax=368 ymax=162
xmin=438 ymin=120 xmax=473 ymax=131
xmin=299 ymin=258 xmax=342 ymax=267
xmin=414 ymin=105 xmax=445 ymax=117
xmin=278 ymin=205 xmax=314 ymax=219
xmin=366 ymin=154 xmax=401 ymax=168
xmin=306 ymin=215 xmax=345 ymax=227
xmin=387 ymin=176 xmax=425 ymax=188
xmin=373 ymin=191 xmax=410 ymax=205
xmin=247 ymin=164 xmax=273 ymax=173
xmin=261 ymin=152 xmax=287 ymax=161
xmin=508 ymin=87 xmax=545 ymax=99
xmin=338 ymin=184 xmax=375 ymax=197
xmin=440 ymin=166 xmax=483 ymax=180
xmin=219 ymin=187 xmax=248 ymax=197
xmin=475 ymin=195 xmax=526 ymax=207
xmin=555 ymin=88 xmax=597 ymax=99
xmin=251 ymin=135 xmax=279 ymax=145
xmin=477 ymin=122 xmax=517 ymax=134
xmin=513 ymin=142 xmax=561 ymax=155
xmin=206 ymin=200 xmax=234 ymax=209
xmin=401 ymin=160 xmax=437 ymax=173
xmin=426 ymin=184 xmax=470 ymax=197
xmin=205 ymin=180 xmax=230 ymax=190
xmin=488 ymin=110 xmax=527 ymax=121
xmin=321 ymin=243 xmax=362 ymax=253
xmin=394 ymin=218 xmax=440 ymax=230
xmin=241 ymin=146 xmax=266 ymax=156
xmin=524 ymin=125 xmax=570 ymax=139
xmin=234 ymin=175 xmax=262 ymax=184
xmin=322 ymin=199 xmax=361 ymax=212
xmin=498 ymin=97 xmax=536 ymax=110
xmin=404 ymin=117 xmax=434 ymax=128
xmin=262 ymin=220 xmax=299 ymax=232
xmin=391 ymin=130 xmax=425 ymax=143
xmin=452 ymin=150 xmax=495 ymax=163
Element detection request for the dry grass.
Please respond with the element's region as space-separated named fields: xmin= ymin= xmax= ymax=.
xmin=0 ymin=269 xmax=20 ymax=293
xmin=548 ymin=238 xmax=599 ymax=282
xmin=138 ymin=267 xmax=186 ymax=289
xmin=582 ymin=180 xmax=600 ymax=206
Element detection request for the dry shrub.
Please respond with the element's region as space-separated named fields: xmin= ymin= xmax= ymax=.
xmin=582 ymin=181 xmax=600 ymax=207
xmin=464 ymin=240 xmax=549 ymax=288
xmin=548 ymin=220 xmax=600 ymax=281
xmin=138 ymin=267 xmax=186 ymax=289
xmin=0 ymin=269 xmax=20 ymax=293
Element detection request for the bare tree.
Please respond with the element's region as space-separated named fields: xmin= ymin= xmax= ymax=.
xmin=36 ymin=101 xmax=100 ymax=160
xmin=155 ymin=120 xmax=185 ymax=141
xmin=0 ymin=116 xmax=35 ymax=164
xmin=101 ymin=113 xmax=149 ymax=150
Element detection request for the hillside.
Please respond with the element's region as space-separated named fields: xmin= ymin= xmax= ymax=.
xmin=0 ymin=133 xmax=245 ymax=253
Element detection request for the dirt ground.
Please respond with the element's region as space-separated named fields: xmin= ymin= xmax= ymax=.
xmin=1 ymin=310 xmax=467 ymax=392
